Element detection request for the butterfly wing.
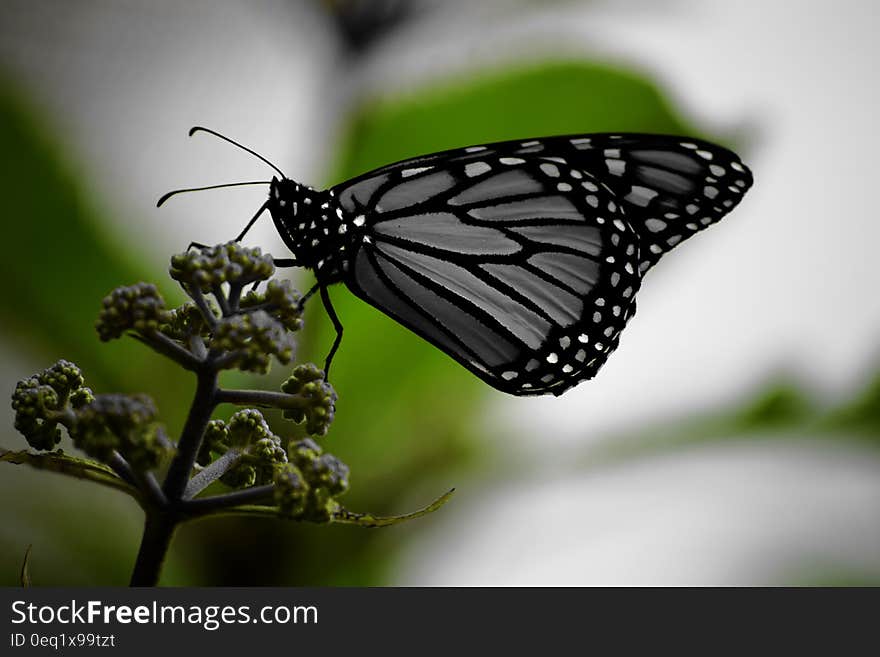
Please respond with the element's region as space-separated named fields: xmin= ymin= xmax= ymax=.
xmin=336 ymin=134 xmax=752 ymax=270
xmin=334 ymin=156 xmax=642 ymax=395
xmin=331 ymin=133 xmax=751 ymax=395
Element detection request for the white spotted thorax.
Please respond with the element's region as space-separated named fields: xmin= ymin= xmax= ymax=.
xmin=263 ymin=134 xmax=752 ymax=396
xmin=268 ymin=177 xmax=358 ymax=281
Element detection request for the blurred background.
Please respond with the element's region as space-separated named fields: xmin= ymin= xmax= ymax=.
xmin=1 ymin=0 xmax=879 ymax=586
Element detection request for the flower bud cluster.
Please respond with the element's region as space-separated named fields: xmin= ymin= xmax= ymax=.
xmin=169 ymin=242 xmax=274 ymax=292
xmin=211 ymin=311 xmax=296 ymax=373
xmin=96 ymin=283 xmax=169 ymax=341
xmin=198 ymin=410 xmax=288 ymax=488
xmin=11 ymin=360 xmax=93 ymax=450
xmin=72 ymin=394 xmax=170 ymax=471
xmin=281 ymin=365 xmax=336 ymax=436
xmin=274 ymin=438 xmax=350 ymax=522
xmin=240 ymin=279 xmax=304 ymax=333
xmin=11 ymin=360 xmax=169 ymax=471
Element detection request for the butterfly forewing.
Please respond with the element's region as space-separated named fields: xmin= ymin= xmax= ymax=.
xmin=336 ymin=155 xmax=642 ymax=395
xmin=337 ymin=133 xmax=752 ymax=272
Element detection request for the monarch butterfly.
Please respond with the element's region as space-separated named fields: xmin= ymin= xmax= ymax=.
xmin=161 ymin=128 xmax=752 ymax=396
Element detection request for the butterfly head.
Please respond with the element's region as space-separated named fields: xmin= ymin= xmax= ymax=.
xmin=269 ymin=177 xmax=320 ymax=218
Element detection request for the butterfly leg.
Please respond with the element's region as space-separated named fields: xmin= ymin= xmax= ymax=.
xmin=234 ymin=201 xmax=269 ymax=242
xmin=186 ymin=200 xmax=267 ymax=253
xmin=297 ymin=282 xmax=319 ymax=311
xmin=319 ymin=285 xmax=343 ymax=379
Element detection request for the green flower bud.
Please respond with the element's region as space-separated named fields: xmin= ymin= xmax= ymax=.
xmin=12 ymin=379 xmax=63 ymax=450
xmin=227 ymin=409 xmax=271 ymax=447
xmin=250 ymin=435 xmax=288 ymax=485
xmin=169 ymin=242 xmax=275 ymax=292
xmin=281 ymin=439 xmax=349 ymax=520
xmin=208 ymin=410 xmax=289 ymax=487
xmin=280 ymin=365 xmax=337 ymax=435
xmin=211 ymin=310 xmax=296 ymax=373
xmin=289 ymin=437 xmax=322 ymax=470
xmin=37 ymin=359 xmax=85 ymax=398
xmin=302 ymin=487 xmax=339 ymax=524
xmin=71 ymin=393 xmax=169 ymax=471
xmin=221 ymin=463 xmax=256 ymax=489
xmin=273 ymin=463 xmax=308 ymax=518
xmin=11 ymin=360 xmax=93 ymax=451
xmin=240 ymin=279 xmax=304 ymax=333
xmin=197 ymin=419 xmax=229 ymax=466
xmin=96 ymin=283 xmax=169 ymax=341
xmin=161 ymin=303 xmax=213 ymax=341
xmin=308 ymin=453 xmax=350 ymax=496
xmin=70 ymin=387 xmax=95 ymax=409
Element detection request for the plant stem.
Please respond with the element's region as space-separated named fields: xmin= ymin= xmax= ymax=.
xmin=183 ymin=484 xmax=275 ymax=515
xmin=130 ymin=513 xmax=178 ymax=586
xmin=163 ymin=370 xmax=218 ymax=501
xmin=215 ymin=388 xmax=311 ymax=411
xmin=129 ymin=368 xmax=218 ymax=585
xmin=183 ymin=448 xmax=243 ymax=499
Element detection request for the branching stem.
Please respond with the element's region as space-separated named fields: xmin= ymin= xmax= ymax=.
xmin=215 ymin=389 xmax=312 ymax=411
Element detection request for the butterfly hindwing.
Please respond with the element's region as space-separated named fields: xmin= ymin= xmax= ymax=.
xmin=336 ymin=156 xmax=642 ymax=395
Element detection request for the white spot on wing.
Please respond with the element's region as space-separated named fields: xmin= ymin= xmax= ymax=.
xmin=625 ymin=185 xmax=659 ymax=207
xmin=607 ymin=159 xmax=626 ymax=176
xmin=645 ymin=218 xmax=666 ymax=233
xmin=402 ymin=166 xmax=432 ymax=178
xmin=465 ymin=161 xmax=491 ymax=177
xmin=540 ymin=163 xmax=560 ymax=178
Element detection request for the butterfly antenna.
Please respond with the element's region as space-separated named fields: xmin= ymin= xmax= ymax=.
xmin=157 ymin=181 xmax=271 ymax=207
xmin=188 ymin=126 xmax=286 ymax=178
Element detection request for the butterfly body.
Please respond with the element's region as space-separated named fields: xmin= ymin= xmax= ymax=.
xmin=258 ymin=133 xmax=752 ymax=396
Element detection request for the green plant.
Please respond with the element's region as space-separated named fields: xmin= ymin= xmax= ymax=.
xmin=4 ymin=242 xmax=451 ymax=586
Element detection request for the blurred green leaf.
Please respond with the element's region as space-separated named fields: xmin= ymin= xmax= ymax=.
xmin=19 ymin=545 xmax=32 ymax=587
xmin=329 ymin=60 xmax=697 ymax=182
xmin=0 ymin=79 xmax=193 ymax=585
xmin=822 ymin=369 xmax=880 ymax=441
xmin=576 ymin=371 xmax=880 ymax=473
xmin=0 ymin=82 xmax=187 ymax=397
xmin=729 ymin=383 xmax=814 ymax=431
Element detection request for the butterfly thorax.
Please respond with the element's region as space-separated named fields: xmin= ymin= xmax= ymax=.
xmin=267 ymin=177 xmax=354 ymax=282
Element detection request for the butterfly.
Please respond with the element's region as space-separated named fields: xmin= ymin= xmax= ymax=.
xmin=162 ymin=128 xmax=753 ymax=396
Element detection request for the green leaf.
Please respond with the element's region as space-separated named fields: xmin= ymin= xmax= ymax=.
xmin=210 ymin=487 xmax=456 ymax=527
xmin=0 ymin=447 xmax=142 ymax=501
xmin=19 ymin=544 xmax=32 ymax=587
xmin=328 ymin=60 xmax=699 ymax=184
